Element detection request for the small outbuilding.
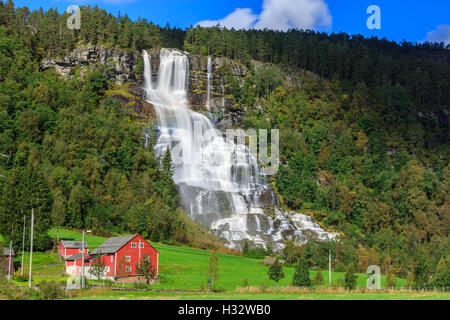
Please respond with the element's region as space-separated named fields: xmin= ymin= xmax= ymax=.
xmin=2 ymin=247 xmax=15 ymax=276
xmin=59 ymin=240 xmax=89 ymax=259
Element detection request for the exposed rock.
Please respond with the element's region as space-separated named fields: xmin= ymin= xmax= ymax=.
xmin=41 ymin=45 xmax=140 ymax=85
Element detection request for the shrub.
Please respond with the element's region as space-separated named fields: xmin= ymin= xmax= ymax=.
xmin=292 ymin=256 xmax=311 ymax=287
xmin=38 ymin=281 xmax=66 ymax=300
xmin=313 ymin=269 xmax=324 ymax=286
xmin=344 ymin=263 xmax=358 ymax=290
xmin=13 ymin=275 xmax=28 ymax=283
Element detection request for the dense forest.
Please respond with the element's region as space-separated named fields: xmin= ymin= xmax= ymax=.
xmin=0 ymin=1 xmax=448 ymax=288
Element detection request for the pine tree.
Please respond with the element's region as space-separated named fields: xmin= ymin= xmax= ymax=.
xmin=387 ymin=272 xmax=397 ymax=289
xmin=432 ymin=256 xmax=450 ymax=289
xmin=344 ymin=263 xmax=358 ymax=290
xmin=162 ymin=147 xmax=174 ymax=181
xmin=268 ymin=258 xmax=284 ymax=290
xmin=292 ymin=255 xmax=311 ymax=287
xmin=413 ymin=253 xmax=432 ymax=289
xmin=243 ymin=239 xmax=249 ymax=256
xmin=313 ymin=269 xmax=324 ymax=287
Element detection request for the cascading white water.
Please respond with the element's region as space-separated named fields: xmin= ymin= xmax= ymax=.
xmin=143 ymin=49 xmax=337 ymax=251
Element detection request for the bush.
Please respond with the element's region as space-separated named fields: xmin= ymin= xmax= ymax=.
xmin=292 ymin=256 xmax=311 ymax=287
xmin=387 ymin=273 xmax=397 ymax=288
xmin=133 ymin=282 xmax=151 ymax=289
xmin=0 ymin=277 xmax=42 ymax=300
xmin=313 ymin=269 xmax=324 ymax=286
xmin=13 ymin=275 xmax=28 ymax=283
xmin=38 ymin=281 xmax=66 ymax=300
xmin=344 ymin=263 xmax=358 ymax=290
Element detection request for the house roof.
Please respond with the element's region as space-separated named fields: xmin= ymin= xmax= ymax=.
xmin=61 ymin=240 xmax=89 ymax=249
xmin=90 ymin=235 xmax=136 ymax=255
xmin=65 ymin=254 xmax=83 ymax=261
xmin=3 ymin=247 xmax=15 ymax=256
xmin=65 ymin=253 xmax=93 ymax=261
xmin=65 ymin=234 xmax=159 ymax=261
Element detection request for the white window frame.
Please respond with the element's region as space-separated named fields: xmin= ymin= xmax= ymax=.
xmin=105 ymin=266 xmax=110 ymax=273
xmin=131 ymin=243 xmax=137 ymax=248
xmin=125 ymin=256 xmax=131 ymax=262
xmin=125 ymin=266 xmax=132 ymax=273
xmin=139 ymin=243 xmax=145 ymax=248
xmin=111 ymin=255 xmax=113 ymax=263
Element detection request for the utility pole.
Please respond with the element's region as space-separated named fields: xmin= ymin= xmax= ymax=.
xmin=28 ymin=209 xmax=34 ymax=288
xmin=8 ymin=240 xmax=12 ymax=280
xmin=81 ymin=230 xmax=91 ymax=289
xmin=8 ymin=221 xmax=14 ymax=280
xmin=21 ymin=215 xmax=26 ymax=276
xmin=329 ymin=250 xmax=332 ymax=288
xmin=82 ymin=230 xmax=85 ymax=289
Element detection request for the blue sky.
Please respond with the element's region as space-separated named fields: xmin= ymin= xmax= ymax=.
xmin=13 ymin=0 xmax=450 ymax=45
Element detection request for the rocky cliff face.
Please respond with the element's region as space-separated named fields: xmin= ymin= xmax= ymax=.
xmin=42 ymin=45 xmax=140 ymax=85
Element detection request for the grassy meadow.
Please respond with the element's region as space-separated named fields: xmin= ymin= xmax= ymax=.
xmin=67 ymin=290 xmax=449 ymax=300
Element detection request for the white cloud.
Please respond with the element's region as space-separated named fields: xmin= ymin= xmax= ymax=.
xmin=196 ymin=0 xmax=332 ymax=31
xmin=197 ymin=8 xmax=258 ymax=30
xmin=426 ymin=25 xmax=450 ymax=45
xmin=255 ymin=0 xmax=332 ymax=31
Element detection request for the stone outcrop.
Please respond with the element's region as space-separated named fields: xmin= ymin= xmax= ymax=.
xmin=42 ymin=45 xmax=140 ymax=85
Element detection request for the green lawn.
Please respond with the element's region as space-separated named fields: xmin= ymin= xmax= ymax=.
xmin=149 ymin=242 xmax=406 ymax=291
xmin=68 ymin=290 xmax=449 ymax=301
xmin=48 ymin=229 xmax=110 ymax=249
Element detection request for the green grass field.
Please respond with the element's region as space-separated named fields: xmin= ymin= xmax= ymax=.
xmin=68 ymin=290 xmax=449 ymax=301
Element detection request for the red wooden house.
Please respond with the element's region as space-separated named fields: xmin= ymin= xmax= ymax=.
xmin=59 ymin=240 xmax=89 ymax=259
xmin=65 ymin=234 xmax=159 ymax=282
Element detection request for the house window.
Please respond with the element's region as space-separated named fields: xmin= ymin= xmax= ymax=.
xmin=139 ymin=243 xmax=145 ymax=248
xmin=126 ymin=266 xmax=132 ymax=273
xmin=125 ymin=256 xmax=131 ymax=262
xmin=105 ymin=267 xmax=110 ymax=273
xmin=79 ymin=248 xmax=83 ymax=253
xmin=131 ymin=243 xmax=137 ymax=248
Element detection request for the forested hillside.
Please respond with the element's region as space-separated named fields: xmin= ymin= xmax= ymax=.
xmin=0 ymin=1 xmax=448 ymax=287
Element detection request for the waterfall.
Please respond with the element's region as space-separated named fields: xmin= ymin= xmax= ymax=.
xmin=206 ymin=56 xmax=212 ymax=111
xmin=143 ymin=50 xmax=153 ymax=92
xmin=143 ymin=49 xmax=337 ymax=251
